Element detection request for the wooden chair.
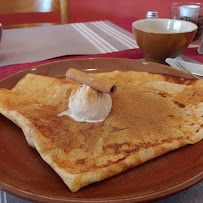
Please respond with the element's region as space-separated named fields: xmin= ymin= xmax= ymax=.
xmin=0 ymin=0 xmax=70 ymax=29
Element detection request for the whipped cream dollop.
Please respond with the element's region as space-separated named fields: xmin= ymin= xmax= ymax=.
xmin=58 ymin=84 xmax=112 ymax=122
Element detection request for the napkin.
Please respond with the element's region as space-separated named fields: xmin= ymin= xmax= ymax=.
xmin=0 ymin=21 xmax=138 ymax=67
xmin=166 ymin=58 xmax=203 ymax=76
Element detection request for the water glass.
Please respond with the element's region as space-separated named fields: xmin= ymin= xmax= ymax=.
xmin=170 ymin=2 xmax=203 ymax=42
xmin=198 ymin=32 xmax=203 ymax=54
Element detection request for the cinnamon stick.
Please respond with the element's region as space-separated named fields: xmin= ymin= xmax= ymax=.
xmin=66 ymin=68 xmax=117 ymax=94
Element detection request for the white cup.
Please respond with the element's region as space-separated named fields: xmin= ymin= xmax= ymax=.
xmin=179 ymin=5 xmax=200 ymax=19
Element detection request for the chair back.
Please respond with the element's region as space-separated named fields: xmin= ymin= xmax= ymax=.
xmin=0 ymin=0 xmax=70 ymax=29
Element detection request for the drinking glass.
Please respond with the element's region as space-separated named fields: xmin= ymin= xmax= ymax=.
xmin=198 ymin=32 xmax=203 ymax=54
xmin=170 ymin=2 xmax=203 ymax=42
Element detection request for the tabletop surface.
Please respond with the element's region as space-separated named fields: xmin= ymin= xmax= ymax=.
xmin=0 ymin=17 xmax=202 ymax=203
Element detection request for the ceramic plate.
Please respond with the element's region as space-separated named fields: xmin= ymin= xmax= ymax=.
xmin=0 ymin=58 xmax=202 ymax=203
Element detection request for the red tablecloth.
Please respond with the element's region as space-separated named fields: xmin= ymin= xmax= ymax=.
xmin=0 ymin=17 xmax=202 ymax=80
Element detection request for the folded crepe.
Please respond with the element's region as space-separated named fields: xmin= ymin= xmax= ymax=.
xmin=0 ymin=70 xmax=202 ymax=192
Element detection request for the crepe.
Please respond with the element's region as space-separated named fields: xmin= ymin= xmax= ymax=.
xmin=0 ymin=70 xmax=202 ymax=192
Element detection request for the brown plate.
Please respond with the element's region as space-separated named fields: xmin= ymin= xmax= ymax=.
xmin=0 ymin=58 xmax=202 ymax=203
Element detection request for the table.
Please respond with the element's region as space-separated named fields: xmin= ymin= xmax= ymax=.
xmin=1 ymin=17 xmax=203 ymax=80
xmin=0 ymin=17 xmax=202 ymax=203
